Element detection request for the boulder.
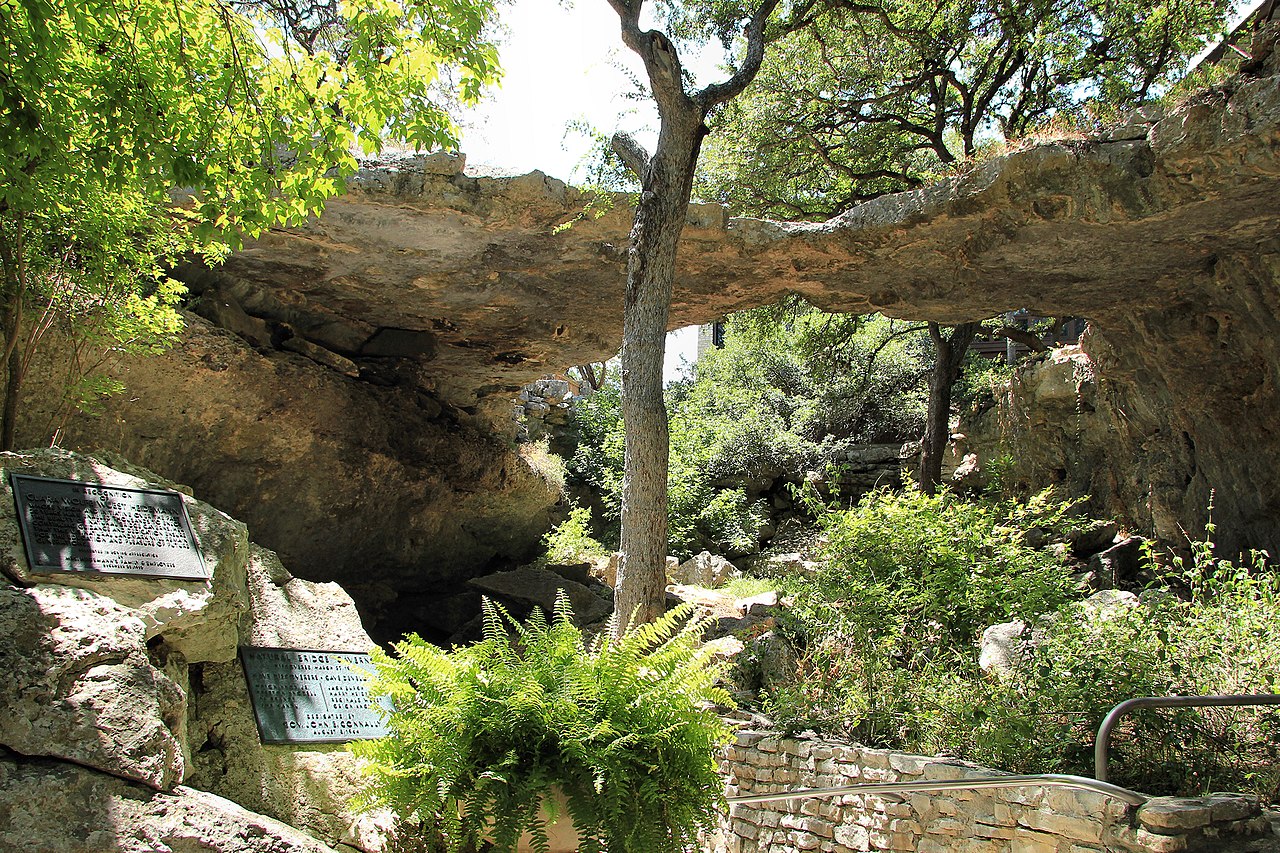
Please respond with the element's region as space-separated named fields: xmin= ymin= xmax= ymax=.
xmin=737 ymin=590 xmax=780 ymax=617
xmin=468 ymin=565 xmax=613 ymax=625
xmin=0 ymin=756 xmax=342 ymax=853
xmin=1088 ymin=536 xmax=1148 ymax=590
xmin=242 ymin=546 xmax=374 ymax=649
xmin=187 ymin=545 xmax=393 ymax=852
xmin=730 ymin=630 xmax=800 ymax=696
xmin=671 ymin=551 xmax=740 ymax=588
xmin=0 ymin=585 xmax=186 ymax=790
xmin=0 ymin=448 xmax=250 ymax=663
xmin=949 ymin=452 xmax=984 ymax=493
xmin=1079 ymin=588 xmax=1141 ymax=619
xmin=753 ymin=631 xmax=800 ymax=692
xmin=1067 ymin=520 xmax=1120 ymax=558
xmin=978 ymin=620 xmax=1029 ymax=678
xmin=532 ymin=378 xmax=571 ymax=404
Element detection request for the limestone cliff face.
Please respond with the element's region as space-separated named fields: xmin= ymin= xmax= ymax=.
xmin=21 ymin=35 xmax=1280 ymax=590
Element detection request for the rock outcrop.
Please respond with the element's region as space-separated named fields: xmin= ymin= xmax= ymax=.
xmin=17 ymin=37 xmax=1280 ymax=595
xmin=0 ymin=758 xmax=343 ymax=853
xmin=0 ymin=450 xmax=392 ymax=852
xmin=19 ymin=319 xmax=562 ymax=643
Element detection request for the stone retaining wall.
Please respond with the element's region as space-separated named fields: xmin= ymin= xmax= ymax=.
xmin=713 ymin=731 xmax=1272 ymax=853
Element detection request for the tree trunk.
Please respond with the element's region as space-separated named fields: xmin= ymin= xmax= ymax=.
xmin=918 ymin=321 xmax=981 ymax=494
xmin=613 ymin=117 xmax=704 ymax=635
xmin=0 ymin=218 xmax=24 ymax=452
xmin=604 ymin=0 xmax=777 ymax=636
xmin=1 ymin=333 xmax=21 ymax=452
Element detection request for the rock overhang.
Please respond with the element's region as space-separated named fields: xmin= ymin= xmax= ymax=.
xmin=184 ymin=50 xmax=1279 ymax=418
xmin=169 ymin=38 xmax=1280 ymax=559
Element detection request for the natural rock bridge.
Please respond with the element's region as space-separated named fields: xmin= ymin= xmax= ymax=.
xmin=28 ymin=42 xmax=1280 ymax=638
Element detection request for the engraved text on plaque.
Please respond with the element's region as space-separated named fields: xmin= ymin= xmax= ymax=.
xmin=10 ymin=473 xmax=208 ymax=580
xmin=239 ymin=646 xmax=391 ymax=744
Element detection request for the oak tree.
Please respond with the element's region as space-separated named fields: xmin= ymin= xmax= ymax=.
xmin=698 ymin=0 xmax=1229 ymax=493
xmin=602 ymin=0 xmax=782 ymax=632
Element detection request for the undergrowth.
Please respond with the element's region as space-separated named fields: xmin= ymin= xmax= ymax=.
xmin=761 ymin=489 xmax=1280 ymax=800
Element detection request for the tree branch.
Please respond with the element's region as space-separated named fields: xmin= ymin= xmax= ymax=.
xmin=697 ymin=0 xmax=782 ymax=109
xmin=990 ymin=325 xmax=1051 ymax=352
xmin=611 ymin=132 xmax=651 ymax=178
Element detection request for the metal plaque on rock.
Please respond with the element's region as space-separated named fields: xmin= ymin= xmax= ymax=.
xmin=10 ymin=473 xmax=208 ymax=580
xmin=239 ymin=646 xmax=391 ymax=744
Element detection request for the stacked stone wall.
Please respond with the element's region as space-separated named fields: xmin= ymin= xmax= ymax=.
xmin=714 ymin=731 xmax=1271 ymax=853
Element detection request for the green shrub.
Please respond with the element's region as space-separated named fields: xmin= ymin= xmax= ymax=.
xmin=760 ymin=491 xmax=1280 ymax=800
xmin=975 ymin=532 xmax=1280 ymax=796
xmin=351 ymin=596 xmax=734 ymax=853
xmin=539 ymin=505 xmax=607 ymax=565
xmin=805 ymin=488 xmax=1079 ymax=656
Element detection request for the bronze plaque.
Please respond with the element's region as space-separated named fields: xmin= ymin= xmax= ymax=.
xmin=239 ymin=646 xmax=391 ymax=744
xmin=10 ymin=473 xmax=208 ymax=580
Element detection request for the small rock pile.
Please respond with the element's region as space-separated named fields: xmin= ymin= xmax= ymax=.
xmin=514 ymin=376 xmax=581 ymax=444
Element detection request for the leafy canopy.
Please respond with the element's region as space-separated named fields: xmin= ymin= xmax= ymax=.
xmin=0 ymin=0 xmax=499 ymax=444
xmin=1 ymin=0 xmax=500 ymax=240
xmin=699 ymin=0 xmax=1230 ymax=217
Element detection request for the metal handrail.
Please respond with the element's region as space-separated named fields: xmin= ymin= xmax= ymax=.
xmin=1094 ymin=694 xmax=1280 ymax=782
xmin=727 ymin=773 xmax=1147 ymax=807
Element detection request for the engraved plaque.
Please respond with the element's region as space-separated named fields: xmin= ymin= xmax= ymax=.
xmin=239 ymin=646 xmax=391 ymax=744
xmin=10 ymin=473 xmax=208 ymax=580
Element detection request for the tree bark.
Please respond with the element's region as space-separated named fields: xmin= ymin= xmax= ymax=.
xmin=605 ymin=0 xmax=779 ymax=636
xmin=613 ymin=110 xmax=705 ymax=634
xmin=0 ymin=217 xmax=25 ymax=452
xmin=918 ymin=321 xmax=981 ymax=495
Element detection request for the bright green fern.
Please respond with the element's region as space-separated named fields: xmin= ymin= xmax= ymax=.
xmin=350 ymin=594 xmax=734 ymax=853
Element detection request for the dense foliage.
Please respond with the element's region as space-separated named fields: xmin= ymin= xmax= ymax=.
xmin=698 ymin=0 xmax=1231 ymax=217
xmin=766 ymin=488 xmax=1083 ymax=739
xmin=762 ymin=490 xmax=1280 ymax=799
xmin=567 ymin=305 xmax=932 ymax=557
xmin=352 ymin=596 xmax=734 ymax=853
xmin=0 ymin=0 xmax=499 ymax=446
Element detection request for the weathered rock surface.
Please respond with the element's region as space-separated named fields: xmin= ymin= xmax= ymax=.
xmin=19 ymin=320 xmax=561 ymax=643
xmin=671 ymin=550 xmax=740 ymax=588
xmin=0 ymin=755 xmax=342 ymax=853
xmin=0 ymin=585 xmax=187 ymax=790
xmin=187 ymin=548 xmax=392 ymax=852
xmin=0 ymin=450 xmax=394 ymax=851
xmin=978 ymin=619 xmax=1030 ymax=678
xmin=467 ymin=564 xmax=614 ymax=625
xmin=0 ymin=449 xmax=250 ymax=662
xmin=1089 ymin=536 xmax=1148 ymax=589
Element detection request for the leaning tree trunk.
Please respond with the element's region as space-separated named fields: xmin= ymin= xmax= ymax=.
xmin=918 ymin=321 xmax=981 ymax=495
xmin=614 ymin=116 xmax=705 ymax=634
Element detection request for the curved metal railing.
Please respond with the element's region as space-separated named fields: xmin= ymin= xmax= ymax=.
xmin=1094 ymin=693 xmax=1280 ymax=783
